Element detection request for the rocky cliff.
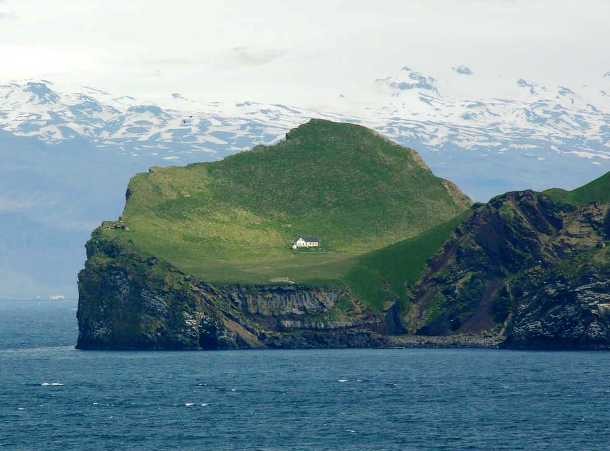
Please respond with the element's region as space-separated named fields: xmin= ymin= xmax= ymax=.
xmin=77 ymin=230 xmax=397 ymax=350
xmin=407 ymin=190 xmax=610 ymax=349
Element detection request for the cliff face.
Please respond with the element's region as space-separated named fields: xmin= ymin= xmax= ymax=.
xmin=77 ymin=231 xmax=394 ymax=350
xmin=505 ymin=269 xmax=610 ymax=349
xmin=408 ymin=190 xmax=610 ymax=349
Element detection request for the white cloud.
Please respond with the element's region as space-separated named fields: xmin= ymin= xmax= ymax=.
xmin=0 ymin=0 xmax=608 ymax=107
xmin=0 ymin=0 xmax=15 ymax=20
xmin=230 ymin=46 xmax=286 ymax=67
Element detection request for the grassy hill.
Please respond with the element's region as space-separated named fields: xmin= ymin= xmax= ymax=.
xmin=545 ymin=171 xmax=610 ymax=205
xmin=344 ymin=213 xmax=469 ymax=310
xmin=104 ymin=119 xmax=471 ymax=307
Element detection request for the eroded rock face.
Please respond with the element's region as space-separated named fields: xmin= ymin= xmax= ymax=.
xmin=504 ymin=271 xmax=610 ymax=349
xmin=77 ymin=231 xmax=390 ymax=350
xmin=225 ymin=286 xmax=340 ymax=325
xmin=408 ymin=190 xmax=610 ymax=349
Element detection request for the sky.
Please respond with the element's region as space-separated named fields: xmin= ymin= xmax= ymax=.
xmin=1 ymin=0 xmax=609 ymax=108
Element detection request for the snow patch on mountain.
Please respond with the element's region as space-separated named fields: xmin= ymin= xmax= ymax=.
xmin=452 ymin=65 xmax=473 ymax=76
xmin=375 ymin=66 xmax=440 ymax=96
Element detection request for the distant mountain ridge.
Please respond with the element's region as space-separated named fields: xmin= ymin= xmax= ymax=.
xmin=0 ymin=80 xmax=313 ymax=157
xmin=2 ymin=66 xmax=610 ymax=163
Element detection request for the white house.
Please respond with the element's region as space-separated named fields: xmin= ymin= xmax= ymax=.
xmin=292 ymin=236 xmax=320 ymax=249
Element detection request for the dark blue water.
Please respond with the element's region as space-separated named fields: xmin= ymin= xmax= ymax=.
xmin=2 ymin=299 xmax=610 ymax=450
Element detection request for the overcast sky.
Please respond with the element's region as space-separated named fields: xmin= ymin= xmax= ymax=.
xmin=1 ymin=0 xmax=609 ymax=108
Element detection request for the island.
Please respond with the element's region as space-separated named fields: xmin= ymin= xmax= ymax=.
xmin=77 ymin=119 xmax=610 ymax=350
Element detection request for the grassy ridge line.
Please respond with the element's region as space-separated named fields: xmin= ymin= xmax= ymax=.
xmin=545 ymin=171 xmax=610 ymax=205
xmin=344 ymin=213 xmax=468 ymax=311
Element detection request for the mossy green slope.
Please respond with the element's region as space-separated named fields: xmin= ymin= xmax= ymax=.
xmin=108 ymin=119 xmax=470 ymax=296
xmin=344 ymin=213 xmax=469 ymax=311
xmin=545 ymin=171 xmax=610 ymax=205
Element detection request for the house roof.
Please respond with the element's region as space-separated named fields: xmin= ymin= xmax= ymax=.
xmin=296 ymin=236 xmax=320 ymax=242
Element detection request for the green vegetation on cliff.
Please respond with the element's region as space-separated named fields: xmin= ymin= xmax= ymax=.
xmin=103 ymin=119 xmax=471 ymax=308
xmin=545 ymin=171 xmax=610 ymax=205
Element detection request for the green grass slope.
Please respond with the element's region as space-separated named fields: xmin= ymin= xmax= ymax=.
xmin=105 ymin=119 xmax=471 ymax=305
xmin=545 ymin=171 xmax=610 ymax=205
xmin=344 ymin=213 xmax=468 ymax=311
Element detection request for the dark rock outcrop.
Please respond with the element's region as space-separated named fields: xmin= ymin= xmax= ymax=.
xmin=504 ymin=268 xmax=610 ymax=349
xmin=408 ymin=190 xmax=610 ymax=349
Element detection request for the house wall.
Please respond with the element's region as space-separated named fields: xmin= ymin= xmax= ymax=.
xmin=293 ymin=239 xmax=319 ymax=248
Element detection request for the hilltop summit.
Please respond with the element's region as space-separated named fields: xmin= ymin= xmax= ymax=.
xmin=115 ymin=119 xmax=470 ymax=285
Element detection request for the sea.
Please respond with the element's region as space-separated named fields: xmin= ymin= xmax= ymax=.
xmin=1 ymin=299 xmax=610 ymax=450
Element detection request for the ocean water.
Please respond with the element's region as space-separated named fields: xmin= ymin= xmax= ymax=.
xmin=1 ymin=299 xmax=610 ymax=450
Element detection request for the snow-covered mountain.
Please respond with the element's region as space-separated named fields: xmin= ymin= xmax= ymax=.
xmin=372 ymin=66 xmax=610 ymax=160
xmin=2 ymin=66 xmax=610 ymax=163
xmin=1 ymin=66 xmax=610 ymax=298
xmin=0 ymin=80 xmax=340 ymax=159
